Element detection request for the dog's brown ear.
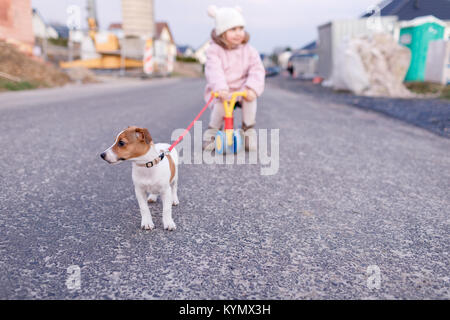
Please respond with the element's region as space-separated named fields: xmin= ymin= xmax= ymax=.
xmin=135 ymin=128 xmax=152 ymax=144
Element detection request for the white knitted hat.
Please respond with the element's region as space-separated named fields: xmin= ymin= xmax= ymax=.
xmin=207 ymin=5 xmax=246 ymax=36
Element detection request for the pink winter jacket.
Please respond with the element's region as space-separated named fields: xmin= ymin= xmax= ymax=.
xmin=204 ymin=41 xmax=265 ymax=105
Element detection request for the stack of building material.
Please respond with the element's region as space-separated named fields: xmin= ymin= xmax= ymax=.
xmin=330 ymin=33 xmax=415 ymax=98
xmin=121 ymin=0 xmax=155 ymax=60
xmin=317 ymin=16 xmax=398 ymax=79
xmin=122 ymin=0 xmax=155 ymax=38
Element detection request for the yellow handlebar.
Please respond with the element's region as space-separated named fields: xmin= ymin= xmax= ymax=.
xmin=211 ymin=91 xmax=248 ymax=147
xmin=212 ymin=91 xmax=247 ymax=100
xmin=212 ymin=90 xmax=247 ymax=116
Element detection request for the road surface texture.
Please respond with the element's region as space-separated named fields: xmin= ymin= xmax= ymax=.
xmin=0 ymin=77 xmax=449 ymax=299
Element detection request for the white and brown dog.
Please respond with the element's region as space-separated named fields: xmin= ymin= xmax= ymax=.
xmin=101 ymin=126 xmax=179 ymax=231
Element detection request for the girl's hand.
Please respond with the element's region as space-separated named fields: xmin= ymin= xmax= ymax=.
xmin=218 ymin=90 xmax=230 ymax=101
xmin=244 ymin=88 xmax=257 ymax=102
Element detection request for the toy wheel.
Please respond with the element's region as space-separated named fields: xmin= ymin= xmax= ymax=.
xmin=215 ymin=131 xmax=226 ymax=154
xmin=233 ymin=130 xmax=243 ymax=153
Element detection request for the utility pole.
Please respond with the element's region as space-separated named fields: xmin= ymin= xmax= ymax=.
xmin=66 ymin=4 xmax=81 ymax=62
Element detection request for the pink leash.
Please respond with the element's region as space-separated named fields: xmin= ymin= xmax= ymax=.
xmin=168 ymin=94 xmax=215 ymax=152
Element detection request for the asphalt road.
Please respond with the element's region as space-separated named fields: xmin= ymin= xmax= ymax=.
xmin=0 ymin=77 xmax=449 ymax=299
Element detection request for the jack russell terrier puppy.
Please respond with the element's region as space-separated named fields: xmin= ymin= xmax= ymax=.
xmin=100 ymin=126 xmax=179 ymax=231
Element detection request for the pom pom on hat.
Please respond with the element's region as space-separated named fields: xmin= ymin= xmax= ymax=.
xmin=207 ymin=5 xmax=218 ymax=18
xmin=234 ymin=6 xmax=242 ymax=13
xmin=207 ymin=5 xmax=246 ymax=35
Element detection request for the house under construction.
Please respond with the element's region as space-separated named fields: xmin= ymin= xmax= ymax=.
xmin=60 ymin=0 xmax=157 ymax=70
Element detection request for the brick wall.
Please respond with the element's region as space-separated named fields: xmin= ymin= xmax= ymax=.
xmin=0 ymin=0 xmax=34 ymax=47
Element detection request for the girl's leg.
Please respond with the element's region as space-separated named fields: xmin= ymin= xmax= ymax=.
xmin=241 ymin=99 xmax=258 ymax=151
xmin=242 ymin=99 xmax=257 ymax=128
xmin=203 ymin=102 xmax=224 ymax=150
xmin=209 ymin=102 xmax=225 ymax=129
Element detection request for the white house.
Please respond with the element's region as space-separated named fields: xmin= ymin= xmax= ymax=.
xmin=153 ymin=22 xmax=176 ymax=74
xmin=194 ymin=40 xmax=211 ymax=65
xmin=177 ymin=45 xmax=195 ymax=58
xmin=104 ymin=21 xmax=176 ymax=74
xmin=32 ymin=8 xmax=58 ymax=40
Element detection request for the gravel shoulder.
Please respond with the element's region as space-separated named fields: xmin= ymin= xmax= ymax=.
xmin=267 ymin=76 xmax=450 ymax=138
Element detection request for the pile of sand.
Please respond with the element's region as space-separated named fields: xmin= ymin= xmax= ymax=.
xmin=0 ymin=41 xmax=71 ymax=87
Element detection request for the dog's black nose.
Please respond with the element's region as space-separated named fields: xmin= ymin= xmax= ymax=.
xmin=100 ymin=152 xmax=106 ymax=160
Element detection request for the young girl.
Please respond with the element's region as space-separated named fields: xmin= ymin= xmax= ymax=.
xmin=203 ymin=5 xmax=265 ymax=151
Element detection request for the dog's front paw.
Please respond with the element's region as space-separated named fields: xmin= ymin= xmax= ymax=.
xmin=141 ymin=216 xmax=154 ymax=230
xmin=163 ymin=218 xmax=176 ymax=231
xmin=172 ymin=198 xmax=179 ymax=206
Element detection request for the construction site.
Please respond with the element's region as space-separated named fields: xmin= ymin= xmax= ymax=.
xmin=0 ymin=0 xmax=180 ymax=91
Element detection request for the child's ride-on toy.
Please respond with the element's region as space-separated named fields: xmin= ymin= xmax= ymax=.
xmin=212 ymin=91 xmax=247 ymax=154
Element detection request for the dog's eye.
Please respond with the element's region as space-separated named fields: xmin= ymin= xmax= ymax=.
xmin=118 ymin=140 xmax=126 ymax=147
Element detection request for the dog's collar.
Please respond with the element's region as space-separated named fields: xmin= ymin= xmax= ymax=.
xmin=135 ymin=151 xmax=167 ymax=168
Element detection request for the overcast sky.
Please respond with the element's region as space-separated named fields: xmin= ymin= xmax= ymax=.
xmin=31 ymin=0 xmax=383 ymax=53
